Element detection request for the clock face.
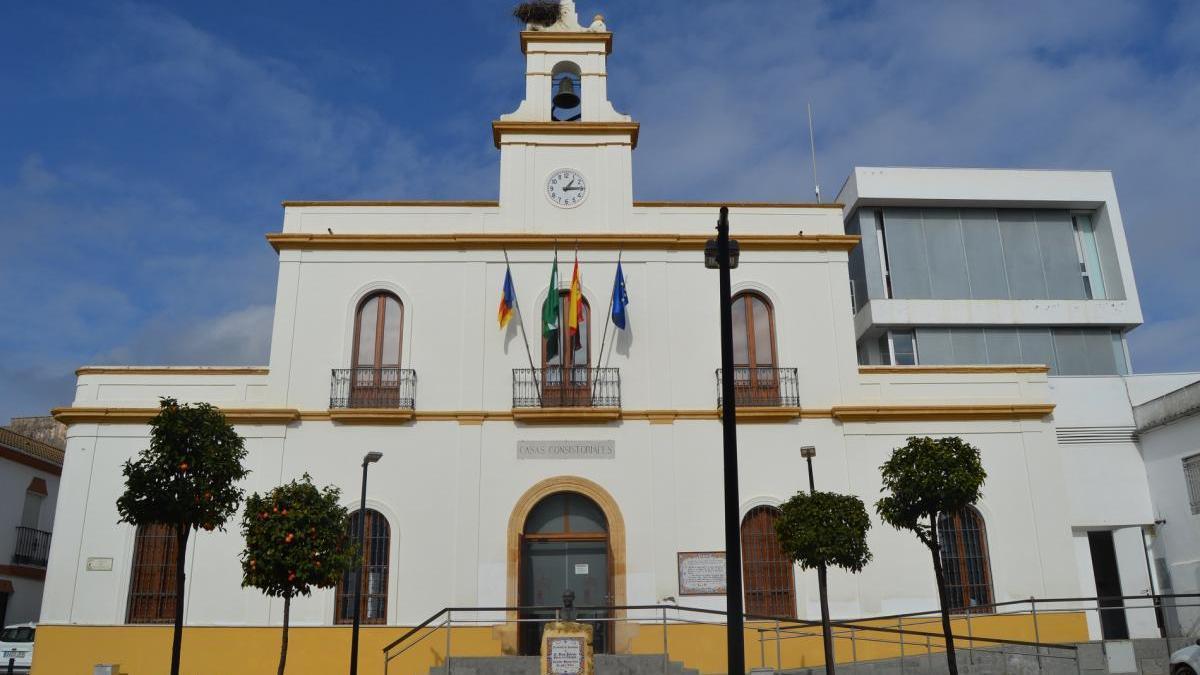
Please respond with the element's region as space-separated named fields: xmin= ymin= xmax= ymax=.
xmin=546 ymin=169 xmax=588 ymax=208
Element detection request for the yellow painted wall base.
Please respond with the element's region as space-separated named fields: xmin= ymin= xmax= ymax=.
xmin=32 ymin=613 xmax=1088 ymax=675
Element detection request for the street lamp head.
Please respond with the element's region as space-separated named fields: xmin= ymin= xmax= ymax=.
xmin=704 ymin=238 xmax=740 ymax=269
xmin=800 ymin=445 xmax=816 ymax=458
xmin=363 ymin=451 xmax=383 ymax=465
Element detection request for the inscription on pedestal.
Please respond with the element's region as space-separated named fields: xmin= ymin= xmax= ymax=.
xmin=547 ymin=636 xmax=585 ymax=674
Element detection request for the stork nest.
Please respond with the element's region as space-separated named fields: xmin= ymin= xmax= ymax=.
xmin=513 ymin=1 xmax=562 ymax=27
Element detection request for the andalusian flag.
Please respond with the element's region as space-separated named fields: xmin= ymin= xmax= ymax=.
xmin=498 ymin=266 xmax=517 ymax=329
xmin=567 ymin=252 xmax=583 ymax=350
xmin=541 ymin=250 xmax=560 ymax=361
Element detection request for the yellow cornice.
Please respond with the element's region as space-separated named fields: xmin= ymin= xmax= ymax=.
xmin=491 ymin=121 xmax=640 ymax=149
xmin=634 ymin=201 xmax=844 ymax=210
xmin=281 ymin=200 xmax=499 ymax=208
xmin=265 ymin=232 xmax=861 ymax=253
xmin=51 ymin=403 xmax=1055 ymax=426
xmin=830 ymin=404 xmax=1055 ymax=422
xmin=520 ymin=31 xmax=613 ymax=55
xmin=512 ymin=407 xmax=621 ymax=424
xmin=75 ymin=366 xmax=269 ymax=377
xmin=52 ymin=407 xmax=300 ymax=425
xmin=858 ymin=364 xmax=1050 ymax=375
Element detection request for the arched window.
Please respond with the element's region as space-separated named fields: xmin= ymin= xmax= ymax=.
xmin=732 ymin=292 xmax=777 ymax=368
xmin=937 ymin=506 xmax=994 ymax=613
xmin=741 ymin=506 xmax=796 ymax=618
xmin=126 ymin=524 xmax=178 ymax=624
xmin=730 ymin=292 xmax=780 ymax=404
xmin=335 ymin=509 xmax=390 ymax=624
xmin=351 ymin=292 xmax=403 ymax=407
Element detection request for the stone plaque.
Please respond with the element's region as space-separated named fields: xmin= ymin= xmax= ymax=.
xmin=546 ymin=636 xmax=585 ymax=674
xmin=518 ymin=440 xmax=615 ymax=460
xmin=540 ymin=621 xmax=592 ymax=675
xmin=86 ymin=557 xmax=114 ymax=572
xmin=678 ymin=551 xmax=726 ymax=595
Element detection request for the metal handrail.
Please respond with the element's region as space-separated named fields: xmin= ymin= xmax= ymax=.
xmin=715 ymin=367 xmax=800 ymax=407
xmin=512 ymin=367 xmax=621 ymax=408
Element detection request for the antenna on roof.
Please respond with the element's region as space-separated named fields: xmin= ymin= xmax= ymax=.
xmin=807 ymin=102 xmax=821 ymax=204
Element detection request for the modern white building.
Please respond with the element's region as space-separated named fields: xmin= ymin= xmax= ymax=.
xmin=0 ymin=424 xmax=63 ymax=627
xmin=31 ymin=3 xmax=1200 ymax=674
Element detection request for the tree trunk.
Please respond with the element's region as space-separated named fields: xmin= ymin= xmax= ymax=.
xmin=278 ymin=593 xmax=292 ymax=675
xmin=170 ymin=524 xmax=190 ymax=675
xmin=928 ymin=519 xmax=959 ymax=675
xmin=817 ymin=563 xmax=836 ymax=675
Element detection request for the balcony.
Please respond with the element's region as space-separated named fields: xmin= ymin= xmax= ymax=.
xmin=512 ymin=367 xmax=621 ymax=423
xmin=329 ymin=368 xmax=417 ymax=424
xmin=12 ymin=526 xmax=51 ymax=568
xmin=716 ymin=367 xmax=801 ymax=420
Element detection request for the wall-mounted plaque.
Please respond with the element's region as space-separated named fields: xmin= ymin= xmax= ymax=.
xmin=677 ymin=551 xmax=726 ymax=596
xmin=517 ymin=440 xmax=615 ymax=460
xmin=86 ymin=557 xmax=114 ymax=572
xmin=546 ymin=635 xmax=586 ymax=674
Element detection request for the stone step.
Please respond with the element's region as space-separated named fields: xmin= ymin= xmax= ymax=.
xmin=427 ymin=654 xmax=699 ymax=675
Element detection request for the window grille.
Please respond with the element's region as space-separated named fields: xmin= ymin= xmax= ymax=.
xmin=741 ymin=506 xmax=796 ymax=618
xmin=936 ymin=507 xmax=994 ymax=613
xmin=1183 ymin=454 xmax=1200 ymax=515
xmin=126 ymin=524 xmax=178 ymax=624
xmin=335 ymin=510 xmax=390 ymax=624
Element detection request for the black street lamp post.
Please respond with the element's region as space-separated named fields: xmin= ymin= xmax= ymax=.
xmin=707 ymin=206 xmax=745 ymax=675
xmin=801 ymin=445 xmax=836 ymax=675
xmin=349 ymin=451 xmax=383 ymax=675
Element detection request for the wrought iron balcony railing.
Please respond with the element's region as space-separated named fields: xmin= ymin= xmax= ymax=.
xmin=513 ymin=367 xmax=621 ymax=408
xmin=330 ymin=368 xmax=417 ymax=409
xmin=12 ymin=526 xmax=51 ymax=567
xmin=716 ymin=367 xmax=800 ymax=407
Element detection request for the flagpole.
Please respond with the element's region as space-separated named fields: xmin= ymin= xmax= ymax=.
xmin=503 ymin=249 xmax=542 ymax=407
xmin=595 ymin=249 xmax=621 ymax=370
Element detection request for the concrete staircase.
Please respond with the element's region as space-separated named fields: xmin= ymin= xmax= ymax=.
xmin=427 ymin=654 xmax=700 ymax=675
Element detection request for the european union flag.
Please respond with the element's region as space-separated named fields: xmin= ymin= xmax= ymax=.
xmin=611 ymin=261 xmax=629 ymax=330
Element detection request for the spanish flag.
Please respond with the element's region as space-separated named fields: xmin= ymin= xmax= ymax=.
xmin=567 ymin=252 xmax=583 ymax=349
xmin=498 ymin=266 xmax=517 ymax=329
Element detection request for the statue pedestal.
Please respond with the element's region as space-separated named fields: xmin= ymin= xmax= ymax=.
xmin=540 ymin=621 xmax=594 ymax=675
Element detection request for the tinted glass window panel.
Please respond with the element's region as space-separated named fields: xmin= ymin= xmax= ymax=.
xmin=882 ymin=208 xmax=931 ymax=299
xmin=892 ymin=331 xmax=917 ymax=365
xmin=382 ymin=296 xmax=402 ymax=366
xmin=915 ymin=327 xmax=953 ymax=365
xmin=1074 ymin=214 xmax=1107 ymax=299
xmin=961 ymin=209 xmax=1010 ymax=299
xmin=1083 ymin=329 xmax=1119 ymax=375
xmin=750 ymin=296 xmax=774 ymax=366
xmin=999 ymin=210 xmax=1048 ymax=299
xmin=732 ymin=296 xmax=749 ymax=365
xmin=1036 ymin=210 xmax=1087 ymax=300
xmin=567 ymin=494 xmax=607 ymax=534
xmin=951 ymin=328 xmax=987 ymax=365
xmin=1018 ymin=328 xmax=1058 ymax=374
xmin=1112 ymin=332 xmax=1128 ymax=375
xmin=923 ymin=210 xmax=971 ymax=299
xmin=525 ymin=493 xmax=567 ymax=534
xmin=984 ymin=328 xmax=1021 ymax=364
xmin=1053 ymin=329 xmax=1089 ymax=375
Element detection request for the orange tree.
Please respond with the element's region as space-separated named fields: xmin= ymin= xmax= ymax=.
xmin=776 ymin=491 xmax=872 ymax=675
xmin=241 ymin=474 xmax=357 ymax=675
xmin=116 ymin=398 xmax=249 ymax=675
xmin=876 ymin=436 xmax=986 ymax=675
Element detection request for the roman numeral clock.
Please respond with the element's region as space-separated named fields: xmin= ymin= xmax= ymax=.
xmin=546 ymin=168 xmax=588 ymax=208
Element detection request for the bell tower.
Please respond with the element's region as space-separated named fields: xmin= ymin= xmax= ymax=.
xmin=494 ymin=0 xmax=637 ymax=231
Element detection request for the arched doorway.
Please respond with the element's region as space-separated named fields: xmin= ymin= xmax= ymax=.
xmin=519 ymin=492 xmax=612 ymax=655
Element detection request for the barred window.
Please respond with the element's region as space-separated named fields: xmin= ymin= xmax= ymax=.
xmin=335 ymin=509 xmax=390 ymax=624
xmin=1183 ymin=454 xmax=1200 ymax=515
xmin=126 ymin=524 xmax=179 ymax=624
xmin=937 ymin=507 xmax=994 ymax=613
xmin=741 ymin=506 xmax=796 ymax=618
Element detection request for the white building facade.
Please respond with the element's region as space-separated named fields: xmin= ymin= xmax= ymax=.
xmin=33 ymin=4 xmax=1198 ymax=674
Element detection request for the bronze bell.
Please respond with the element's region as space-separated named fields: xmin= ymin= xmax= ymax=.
xmin=552 ymin=76 xmax=580 ymax=109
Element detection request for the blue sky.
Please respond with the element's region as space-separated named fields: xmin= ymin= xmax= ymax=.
xmin=2 ymin=1 xmax=1199 ymax=420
